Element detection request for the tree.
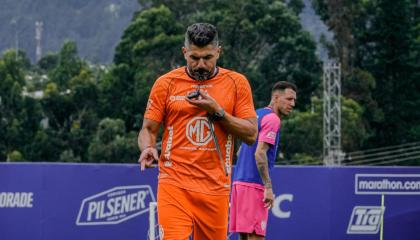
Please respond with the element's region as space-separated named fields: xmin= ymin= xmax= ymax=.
xmin=365 ymin=0 xmax=420 ymax=146
xmin=103 ymin=5 xmax=184 ymax=130
xmin=110 ymin=1 xmax=321 ymax=134
xmin=0 ymin=50 xmax=42 ymax=161
xmin=280 ymin=96 xmax=367 ymax=164
xmin=313 ymin=0 xmax=420 ymax=153
xmin=88 ymin=118 xmax=138 ymax=163
xmin=49 ymin=40 xmax=84 ymax=90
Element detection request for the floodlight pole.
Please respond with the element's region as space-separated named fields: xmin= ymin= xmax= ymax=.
xmin=323 ymin=60 xmax=342 ymax=165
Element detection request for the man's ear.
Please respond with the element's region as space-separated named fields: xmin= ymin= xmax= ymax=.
xmin=182 ymin=46 xmax=187 ymax=59
xmin=272 ymin=93 xmax=280 ymax=102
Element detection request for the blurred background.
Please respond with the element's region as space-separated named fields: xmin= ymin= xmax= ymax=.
xmin=0 ymin=0 xmax=419 ymax=166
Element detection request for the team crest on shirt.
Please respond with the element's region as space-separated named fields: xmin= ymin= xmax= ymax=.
xmin=186 ymin=117 xmax=213 ymax=146
xmin=266 ymin=131 xmax=276 ymax=139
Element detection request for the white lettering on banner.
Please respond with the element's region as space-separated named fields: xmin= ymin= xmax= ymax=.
xmin=355 ymin=174 xmax=420 ymax=195
xmin=347 ymin=206 xmax=385 ymax=234
xmin=86 ymin=191 xmax=147 ymax=221
xmin=271 ymin=194 xmax=293 ymax=218
xmin=76 ymin=185 xmax=155 ymax=226
xmin=0 ymin=192 xmax=34 ymax=208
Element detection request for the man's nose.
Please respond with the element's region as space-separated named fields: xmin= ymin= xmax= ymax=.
xmin=197 ymin=58 xmax=205 ymax=68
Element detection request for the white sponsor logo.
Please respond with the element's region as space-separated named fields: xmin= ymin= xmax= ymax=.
xmin=191 ymin=84 xmax=213 ymax=89
xmin=169 ymin=96 xmax=185 ymax=101
xmin=355 ymin=174 xmax=420 ymax=195
xmin=225 ymin=134 xmax=233 ymax=174
xmin=186 ymin=117 xmax=212 ymax=146
xmin=164 ymin=126 xmax=173 ymax=160
xmin=267 ymin=131 xmax=276 ymax=139
xmin=76 ymin=185 xmax=155 ymax=226
xmin=0 ymin=192 xmax=34 ymax=208
xmin=347 ymin=206 xmax=385 ymax=234
xmin=271 ymin=194 xmax=293 ymax=218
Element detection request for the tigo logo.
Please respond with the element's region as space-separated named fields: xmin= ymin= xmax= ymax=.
xmin=347 ymin=206 xmax=385 ymax=234
xmin=76 ymin=185 xmax=155 ymax=226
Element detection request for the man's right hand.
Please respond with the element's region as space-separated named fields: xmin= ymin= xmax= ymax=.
xmin=138 ymin=147 xmax=158 ymax=171
xmin=263 ymin=187 xmax=274 ymax=209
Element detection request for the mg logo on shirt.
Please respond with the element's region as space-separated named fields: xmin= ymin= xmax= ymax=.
xmin=186 ymin=117 xmax=212 ymax=146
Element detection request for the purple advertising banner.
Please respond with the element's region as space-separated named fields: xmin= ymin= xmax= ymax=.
xmin=1 ymin=163 xmax=419 ymax=240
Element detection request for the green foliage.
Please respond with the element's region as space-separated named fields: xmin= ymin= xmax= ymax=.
xmin=88 ymin=118 xmax=138 ymax=163
xmin=288 ymin=0 xmax=305 ymax=15
xmin=0 ymin=49 xmax=43 ymax=160
xmin=280 ymin=96 xmax=368 ymax=164
xmin=38 ymin=53 xmax=59 ymax=72
xmin=49 ymin=41 xmax=85 ymax=90
xmin=1 ymin=0 xmax=417 ymax=165
xmin=7 ymin=150 xmax=23 ymax=162
xmin=59 ymin=149 xmax=81 ymax=162
xmin=364 ymin=0 xmax=420 ymax=146
xmin=106 ymin=5 xmax=184 ymax=129
xmin=313 ymin=0 xmax=420 ymax=154
xmin=110 ymin=1 xmax=321 ymax=135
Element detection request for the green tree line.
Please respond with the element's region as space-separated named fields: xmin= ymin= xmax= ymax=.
xmin=0 ymin=0 xmax=418 ymax=165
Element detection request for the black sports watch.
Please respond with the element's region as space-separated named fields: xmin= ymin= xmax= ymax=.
xmin=209 ymin=108 xmax=225 ymax=121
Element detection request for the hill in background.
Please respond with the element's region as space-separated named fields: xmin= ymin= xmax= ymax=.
xmin=0 ymin=0 xmax=330 ymax=64
xmin=0 ymin=0 xmax=139 ymax=63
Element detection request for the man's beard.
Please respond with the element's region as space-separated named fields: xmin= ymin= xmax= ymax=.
xmin=189 ymin=67 xmax=212 ymax=81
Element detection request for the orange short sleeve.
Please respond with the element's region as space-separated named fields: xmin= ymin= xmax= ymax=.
xmin=144 ymin=77 xmax=170 ymax=123
xmin=232 ymin=74 xmax=256 ymax=119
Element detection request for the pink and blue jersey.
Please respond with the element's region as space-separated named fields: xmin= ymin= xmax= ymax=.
xmin=232 ymin=107 xmax=281 ymax=185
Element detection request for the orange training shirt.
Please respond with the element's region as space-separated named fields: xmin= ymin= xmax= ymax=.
xmin=144 ymin=67 xmax=256 ymax=195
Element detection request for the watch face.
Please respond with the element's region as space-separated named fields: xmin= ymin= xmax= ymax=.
xmin=214 ymin=109 xmax=225 ymax=120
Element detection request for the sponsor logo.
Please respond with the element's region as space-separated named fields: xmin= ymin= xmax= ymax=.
xmin=347 ymin=206 xmax=385 ymax=234
xmin=0 ymin=192 xmax=34 ymax=208
xmin=271 ymin=194 xmax=293 ymax=218
xmin=76 ymin=185 xmax=155 ymax=226
xmin=169 ymin=96 xmax=185 ymax=101
xmin=355 ymin=174 xmax=420 ymax=195
xmin=225 ymin=134 xmax=233 ymax=174
xmin=266 ymin=131 xmax=276 ymax=139
xmin=191 ymin=84 xmax=213 ymax=89
xmin=164 ymin=126 xmax=173 ymax=160
xmin=186 ymin=117 xmax=212 ymax=146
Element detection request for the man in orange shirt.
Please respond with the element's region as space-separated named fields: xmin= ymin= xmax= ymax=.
xmin=138 ymin=23 xmax=258 ymax=240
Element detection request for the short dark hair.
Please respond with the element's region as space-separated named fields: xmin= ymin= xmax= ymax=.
xmin=272 ymin=81 xmax=297 ymax=93
xmin=185 ymin=23 xmax=219 ymax=47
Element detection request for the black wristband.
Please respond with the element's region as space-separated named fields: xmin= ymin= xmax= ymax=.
xmin=208 ymin=108 xmax=225 ymax=121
